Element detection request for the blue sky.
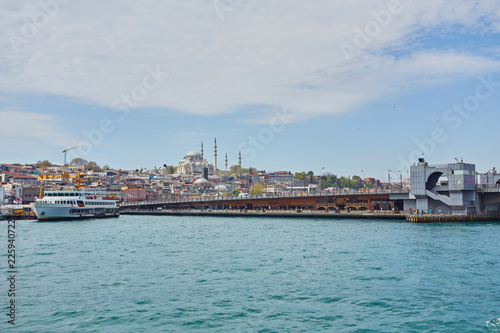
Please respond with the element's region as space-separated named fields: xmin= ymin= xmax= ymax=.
xmin=1 ymin=0 xmax=500 ymax=180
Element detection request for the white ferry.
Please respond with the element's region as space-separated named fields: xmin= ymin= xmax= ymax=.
xmin=30 ymin=190 xmax=119 ymax=221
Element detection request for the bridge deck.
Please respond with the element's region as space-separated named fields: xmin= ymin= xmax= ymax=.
xmin=120 ymin=190 xmax=407 ymax=208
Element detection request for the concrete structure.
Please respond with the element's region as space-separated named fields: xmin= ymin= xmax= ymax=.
xmin=478 ymin=167 xmax=500 ymax=188
xmin=476 ymin=167 xmax=500 ymax=212
xmin=409 ymin=158 xmax=476 ymax=215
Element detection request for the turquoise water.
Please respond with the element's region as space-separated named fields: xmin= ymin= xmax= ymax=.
xmin=2 ymin=215 xmax=500 ymax=332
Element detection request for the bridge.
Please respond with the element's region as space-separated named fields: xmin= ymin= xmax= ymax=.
xmin=120 ymin=190 xmax=406 ymax=212
xmin=119 ymin=166 xmax=500 ymax=216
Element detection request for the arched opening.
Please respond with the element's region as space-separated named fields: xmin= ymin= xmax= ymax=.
xmin=358 ymin=206 xmax=368 ymax=211
xmin=426 ymin=172 xmax=443 ymax=191
xmin=347 ymin=206 xmax=357 ymax=211
xmin=316 ymin=207 xmax=326 ymax=211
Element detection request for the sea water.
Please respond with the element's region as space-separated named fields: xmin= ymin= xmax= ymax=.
xmin=1 ymin=215 xmax=500 ymax=332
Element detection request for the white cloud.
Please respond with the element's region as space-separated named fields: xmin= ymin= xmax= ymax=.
xmin=0 ymin=110 xmax=77 ymax=147
xmin=0 ymin=0 xmax=499 ymax=120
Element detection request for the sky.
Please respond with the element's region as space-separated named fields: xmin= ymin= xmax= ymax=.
xmin=1 ymin=0 xmax=500 ymax=180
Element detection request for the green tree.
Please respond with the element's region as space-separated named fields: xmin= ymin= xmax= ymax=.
xmin=36 ymin=160 xmax=52 ymax=168
xmin=294 ymin=171 xmax=306 ymax=180
xmin=70 ymin=158 xmax=88 ymax=166
xmin=85 ymin=161 xmax=100 ymax=172
xmin=101 ymin=165 xmax=110 ymax=171
xmin=249 ymin=182 xmax=265 ymax=195
xmin=167 ymin=165 xmax=175 ymax=174
xmin=307 ymin=171 xmax=314 ymax=184
xmin=232 ymin=189 xmax=240 ymax=196
xmin=230 ymin=165 xmax=241 ymax=174
xmin=229 ymin=165 xmax=251 ymax=174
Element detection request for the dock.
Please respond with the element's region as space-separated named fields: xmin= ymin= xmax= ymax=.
xmin=406 ymin=212 xmax=500 ymax=223
xmin=121 ymin=209 xmax=406 ymax=220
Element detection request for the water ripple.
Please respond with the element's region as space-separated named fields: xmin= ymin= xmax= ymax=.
xmin=2 ymin=216 xmax=500 ymax=332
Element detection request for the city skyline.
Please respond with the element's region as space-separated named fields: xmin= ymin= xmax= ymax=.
xmin=1 ymin=1 xmax=500 ymax=179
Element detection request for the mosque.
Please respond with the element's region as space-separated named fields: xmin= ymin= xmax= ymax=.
xmin=175 ymin=138 xmax=241 ymax=176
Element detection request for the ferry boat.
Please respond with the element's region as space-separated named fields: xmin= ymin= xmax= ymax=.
xmin=31 ymin=190 xmax=119 ymax=221
xmin=30 ymin=170 xmax=119 ymax=221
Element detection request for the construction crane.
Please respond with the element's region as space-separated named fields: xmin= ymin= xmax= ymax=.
xmin=62 ymin=146 xmax=79 ymax=166
xmin=37 ymin=169 xmax=83 ymax=200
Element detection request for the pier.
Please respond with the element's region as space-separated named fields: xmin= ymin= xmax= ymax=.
xmin=406 ymin=212 xmax=500 ymax=223
xmin=121 ymin=209 xmax=405 ymax=220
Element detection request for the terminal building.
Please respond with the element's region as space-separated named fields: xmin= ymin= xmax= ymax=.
xmin=393 ymin=158 xmax=500 ymax=215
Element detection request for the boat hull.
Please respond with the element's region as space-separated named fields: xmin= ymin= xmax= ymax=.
xmin=31 ymin=203 xmax=119 ymax=221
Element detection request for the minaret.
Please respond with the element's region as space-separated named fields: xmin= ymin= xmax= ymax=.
xmin=225 ymin=153 xmax=228 ymax=171
xmin=238 ymin=150 xmax=242 ymax=169
xmin=214 ymin=137 xmax=217 ymax=174
xmin=201 ymin=142 xmax=204 ymax=159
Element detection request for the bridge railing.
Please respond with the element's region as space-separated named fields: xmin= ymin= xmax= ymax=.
xmin=476 ymin=185 xmax=500 ymax=192
xmin=120 ymin=188 xmax=410 ymax=207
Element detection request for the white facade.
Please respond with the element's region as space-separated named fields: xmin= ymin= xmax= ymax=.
xmin=175 ymin=150 xmax=215 ymax=175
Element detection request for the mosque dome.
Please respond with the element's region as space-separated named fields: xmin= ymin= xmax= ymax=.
xmin=214 ymin=185 xmax=228 ymax=192
xmin=194 ymin=178 xmax=209 ymax=185
xmin=186 ymin=150 xmax=202 ymax=158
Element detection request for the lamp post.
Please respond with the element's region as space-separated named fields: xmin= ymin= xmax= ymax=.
xmin=361 ymin=170 xmax=366 ymax=192
xmin=399 ymin=170 xmax=402 ymax=192
xmin=388 ymin=169 xmax=391 ymax=193
xmin=321 ymin=166 xmax=324 ymax=195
